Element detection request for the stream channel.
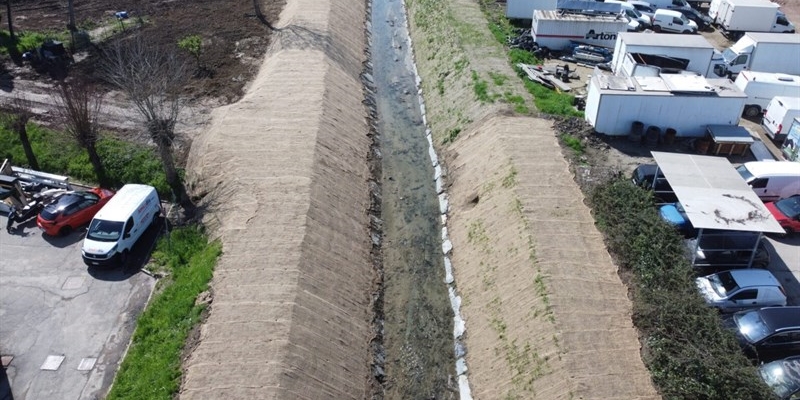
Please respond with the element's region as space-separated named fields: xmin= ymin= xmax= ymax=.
xmin=370 ymin=0 xmax=459 ymax=398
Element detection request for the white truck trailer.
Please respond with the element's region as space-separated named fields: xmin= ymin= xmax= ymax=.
xmin=710 ymin=0 xmax=795 ymax=39
xmin=585 ymin=74 xmax=746 ymax=136
xmin=711 ymin=32 xmax=800 ymax=79
xmin=611 ymin=33 xmax=723 ymax=77
xmin=532 ymin=9 xmax=633 ymax=51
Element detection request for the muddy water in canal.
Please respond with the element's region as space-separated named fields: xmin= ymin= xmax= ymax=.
xmin=370 ymin=0 xmax=458 ymax=398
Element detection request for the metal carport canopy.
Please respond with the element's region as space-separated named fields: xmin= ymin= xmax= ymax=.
xmin=651 ymin=151 xmax=784 ymax=234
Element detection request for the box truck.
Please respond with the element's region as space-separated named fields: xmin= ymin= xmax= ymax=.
xmin=712 ymin=0 xmax=795 ymax=40
xmin=585 ymin=74 xmax=746 ymax=136
xmin=612 ymin=32 xmax=723 ymax=77
xmin=762 ymin=96 xmax=800 ymax=142
xmin=531 ymin=9 xmax=633 ymax=51
xmin=711 ymin=32 xmax=800 ymax=79
xmin=734 ymin=71 xmax=800 ymax=118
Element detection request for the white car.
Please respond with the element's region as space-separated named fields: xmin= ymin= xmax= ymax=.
xmin=695 ymin=269 xmax=786 ymax=313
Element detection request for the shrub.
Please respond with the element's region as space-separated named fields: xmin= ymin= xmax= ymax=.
xmin=0 ymin=118 xmax=170 ymax=196
xmin=590 ymin=178 xmax=774 ymax=399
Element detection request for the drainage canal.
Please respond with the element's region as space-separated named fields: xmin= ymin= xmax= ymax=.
xmin=368 ymin=0 xmax=466 ymax=398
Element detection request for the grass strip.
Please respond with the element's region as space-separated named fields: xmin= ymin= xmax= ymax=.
xmin=106 ymin=226 xmax=220 ymax=400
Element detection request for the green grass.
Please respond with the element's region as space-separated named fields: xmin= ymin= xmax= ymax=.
xmin=522 ymin=78 xmax=583 ymax=117
xmin=560 ymin=133 xmax=584 ymax=155
xmin=0 ymin=117 xmax=170 ymax=195
xmin=107 ymin=226 xmax=220 ymax=400
xmin=0 ymin=30 xmax=69 ymax=55
xmin=472 ymin=70 xmax=493 ymax=103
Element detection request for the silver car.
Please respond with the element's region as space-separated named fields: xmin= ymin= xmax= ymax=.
xmin=695 ymin=269 xmax=787 ymax=312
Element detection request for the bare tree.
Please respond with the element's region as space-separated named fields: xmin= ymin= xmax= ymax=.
xmin=1 ymin=94 xmax=39 ymax=170
xmin=99 ymin=34 xmax=196 ymax=217
xmin=50 ymin=79 xmax=110 ymax=187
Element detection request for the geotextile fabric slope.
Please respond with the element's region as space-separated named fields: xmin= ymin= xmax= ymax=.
xmin=181 ymin=0 xmax=374 ymax=398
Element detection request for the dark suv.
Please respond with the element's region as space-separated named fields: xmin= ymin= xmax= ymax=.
xmin=684 ymin=229 xmax=771 ymax=271
xmin=631 ymin=164 xmax=677 ymax=203
xmin=725 ymin=307 xmax=800 ymax=363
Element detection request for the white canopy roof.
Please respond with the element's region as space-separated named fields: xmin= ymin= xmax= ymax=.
xmin=651 ymin=151 xmax=784 ymax=233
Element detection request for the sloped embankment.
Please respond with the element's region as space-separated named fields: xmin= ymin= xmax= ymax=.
xmin=181 ymin=0 xmax=375 ymax=398
xmin=403 ymin=0 xmax=660 ymax=398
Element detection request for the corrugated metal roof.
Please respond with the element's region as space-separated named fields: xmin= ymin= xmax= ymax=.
xmin=651 ymin=151 xmax=784 ymax=233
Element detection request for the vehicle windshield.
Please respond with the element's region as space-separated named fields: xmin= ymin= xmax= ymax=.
xmin=759 ymin=360 xmax=800 ymax=399
xmin=736 ymin=164 xmax=754 ymax=182
xmin=722 ymin=48 xmax=738 ymax=63
xmin=86 ymin=219 xmax=124 ymax=242
xmin=629 ymin=8 xmax=643 ymax=18
xmin=709 ymin=271 xmax=738 ymax=297
xmin=775 ymin=197 xmax=800 ymax=219
xmin=39 ymin=192 xmax=80 ymax=220
xmin=679 ymin=14 xmax=691 ymax=24
xmin=734 ymin=310 xmax=771 ymax=343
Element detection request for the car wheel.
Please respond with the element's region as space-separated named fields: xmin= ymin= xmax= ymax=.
xmin=119 ymin=250 xmax=129 ymax=268
xmin=653 ymin=25 xmax=662 ymax=32
xmin=743 ymin=105 xmax=761 ymax=119
xmin=58 ymin=225 xmax=72 ymax=236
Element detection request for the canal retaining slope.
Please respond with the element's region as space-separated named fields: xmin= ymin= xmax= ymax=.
xmin=181 ymin=0 xmax=374 ymax=398
xmin=404 ymin=0 xmax=661 ymax=398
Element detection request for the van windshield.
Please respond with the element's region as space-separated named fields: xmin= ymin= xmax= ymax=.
xmin=736 ymin=165 xmax=754 ymax=182
xmin=86 ymin=219 xmax=124 ymax=242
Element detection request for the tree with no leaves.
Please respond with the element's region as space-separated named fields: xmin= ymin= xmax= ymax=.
xmin=1 ymin=94 xmax=39 ymax=170
xmin=99 ymin=34 xmax=196 ymax=218
xmin=50 ymin=79 xmax=110 ymax=187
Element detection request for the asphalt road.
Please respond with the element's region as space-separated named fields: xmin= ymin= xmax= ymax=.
xmin=0 ymin=216 xmax=159 ymax=400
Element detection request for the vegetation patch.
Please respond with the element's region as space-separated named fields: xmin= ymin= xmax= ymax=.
xmin=590 ymin=179 xmax=774 ymax=399
xmin=560 ymin=133 xmax=584 ymax=156
xmin=0 ymin=118 xmax=170 ymax=195
xmin=107 ymin=226 xmax=220 ymax=400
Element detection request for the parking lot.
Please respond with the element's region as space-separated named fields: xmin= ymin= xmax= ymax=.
xmin=0 ymin=216 xmax=160 ymax=400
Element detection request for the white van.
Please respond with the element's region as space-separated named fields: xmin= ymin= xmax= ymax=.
xmin=604 ymin=0 xmax=653 ymax=28
xmin=736 ymin=161 xmax=800 ymax=202
xmin=82 ymin=184 xmax=161 ymax=267
xmin=652 ymin=9 xmax=698 ymax=33
xmin=762 ymin=96 xmax=800 ymax=142
xmin=734 ymin=71 xmax=800 ymax=118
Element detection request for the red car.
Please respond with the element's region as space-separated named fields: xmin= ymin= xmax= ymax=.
xmin=765 ymin=195 xmax=800 ymax=236
xmin=37 ymin=188 xmax=115 ymax=236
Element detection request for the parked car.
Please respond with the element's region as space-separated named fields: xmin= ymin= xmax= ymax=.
xmin=766 ymin=195 xmax=800 ymax=236
xmin=631 ymin=163 xmax=677 ymax=203
xmin=659 ymin=201 xmax=695 ymax=237
xmin=628 ymin=1 xmax=656 ymax=19
xmin=36 ymin=187 xmax=115 ymax=236
xmin=695 ymin=269 xmax=786 ymax=312
xmin=652 ymin=9 xmax=698 ymax=33
xmin=670 ymin=7 xmax=712 ymax=31
xmin=725 ymin=306 xmax=800 ymax=363
xmin=687 ymin=230 xmax=771 ymax=270
xmin=758 ymin=356 xmax=800 ymax=400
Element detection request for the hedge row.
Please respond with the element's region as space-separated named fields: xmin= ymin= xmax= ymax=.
xmin=590 ymin=178 xmax=774 ymax=399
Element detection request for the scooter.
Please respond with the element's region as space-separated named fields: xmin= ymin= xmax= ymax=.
xmin=6 ymin=199 xmax=45 ymax=233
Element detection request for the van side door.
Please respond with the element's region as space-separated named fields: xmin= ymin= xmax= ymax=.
xmin=749 ymin=177 xmax=772 ymax=201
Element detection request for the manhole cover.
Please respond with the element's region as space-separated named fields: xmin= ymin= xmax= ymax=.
xmin=41 ymin=355 xmax=65 ymax=371
xmin=77 ymin=357 xmax=97 ymax=371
